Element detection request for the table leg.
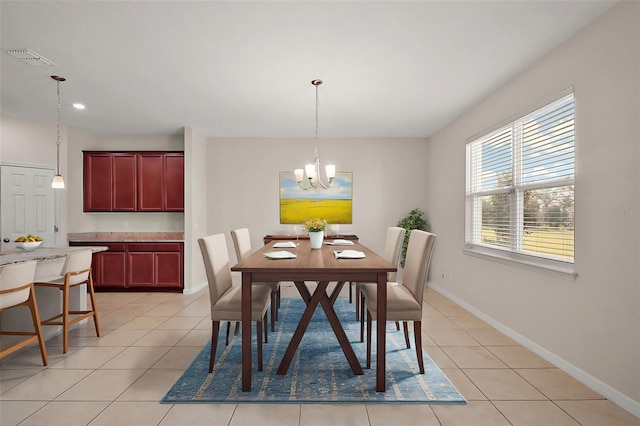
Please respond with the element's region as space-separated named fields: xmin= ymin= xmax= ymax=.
xmin=376 ymin=272 xmax=387 ymax=392
xmin=328 ymin=281 xmax=346 ymax=305
xmin=277 ymin=281 xmax=327 ymax=375
xmin=241 ymin=272 xmax=252 ymax=392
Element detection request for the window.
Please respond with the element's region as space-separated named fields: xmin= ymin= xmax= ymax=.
xmin=465 ymin=91 xmax=575 ymax=273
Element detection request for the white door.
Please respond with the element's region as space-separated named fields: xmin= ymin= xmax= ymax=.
xmin=1 ymin=165 xmax=56 ymax=245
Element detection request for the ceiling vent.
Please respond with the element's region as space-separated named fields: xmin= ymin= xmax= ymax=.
xmin=6 ymin=49 xmax=55 ymax=66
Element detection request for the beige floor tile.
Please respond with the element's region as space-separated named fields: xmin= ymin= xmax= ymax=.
xmin=175 ymin=329 xmax=212 ymax=347
xmin=151 ymin=346 xmax=202 ymax=369
xmin=117 ymin=368 xmax=183 ymax=401
xmin=132 ymin=329 xmax=190 ymax=346
xmin=95 ymin=313 xmax=136 ymax=330
xmin=516 ymin=368 xmax=604 ymax=400
xmin=56 ymin=369 xmax=146 ymax=401
xmin=18 ymin=401 xmax=110 ymax=426
xmin=49 ymin=346 xmax=125 ymax=369
xmin=440 ymin=368 xmax=487 ymax=400
xmin=143 ymin=304 xmax=185 ymax=317
xmin=88 ymin=329 xmax=148 ymax=347
xmin=463 ymin=368 xmax=547 ymax=400
xmin=156 ymin=315 xmax=204 ymax=330
xmin=466 ymin=329 xmax=518 ymax=346
xmin=194 ymin=316 xmax=213 ymax=330
xmin=0 ymin=345 xmax=53 ymax=369
xmin=99 ymin=346 xmax=172 ymax=369
xmin=229 ymin=403 xmax=301 ymax=426
xmin=0 ymin=368 xmax=44 ymax=392
xmin=494 ymin=400 xmax=580 ymax=426
xmin=555 ymin=400 xmax=640 ymax=425
xmin=422 ymin=303 xmax=446 ymax=317
xmin=366 ymin=403 xmax=440 ymax=426
xmin=43 ymin=333 xmax=99 ymax=349
xmin=300 ymin=404 xmax=369 ymax=426
xmin=0 ymin=401 xmax=47 ymax=426
xmin=441 ymin=346 xmax=509 ymax=369
xmin=110 ymin=303 xmax=159 ymax=317
xmin=88 ymin=401 xmax=171 ymax=426
xmin=431 ymin=400 xmax=511 ymax=425
xmin=420 ymin=329 xmax=438 ymax=347
xmin=1 ymin=368 xmax=92 ymax=400
xmin=422 ymin=316 xmax=460 ymax=331
xmin=423 ymin=346 xmax=458 ymax=368
xmin=159 ymin=404 xmax=237 ymax=426
xmin=448 ymin=315 xmax=494 ymax=330
xmin=177 ymin=302 xmax=212 ymax=317
xmin=486 ymin=346 xmax=555 ymax=368
xmin=118 ymin=316 xmax=169 ymax=330
xmin=435 ymin=305 xmax=473 ymax=317
xmin=427 ymin=329 xmax=481 ymax=346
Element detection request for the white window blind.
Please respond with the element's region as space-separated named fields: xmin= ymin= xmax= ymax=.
xmin=465 ymin=92 xmax=575 ymax=271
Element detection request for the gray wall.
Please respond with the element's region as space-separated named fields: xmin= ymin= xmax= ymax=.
xmin=426 ymin=1 xmax=639 ymax=412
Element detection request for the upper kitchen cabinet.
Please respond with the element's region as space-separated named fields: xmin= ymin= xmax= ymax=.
xmin=83 ymin=151 xmax=184 ymax=212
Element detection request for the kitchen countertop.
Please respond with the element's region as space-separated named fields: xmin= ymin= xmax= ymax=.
xmin=0 ymin=245 xmax=108 ymax=266
xmin=67 ymin=232 xmax=184 ymax=242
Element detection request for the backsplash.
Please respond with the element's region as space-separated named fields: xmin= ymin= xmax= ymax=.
xmin=67 ymin=232 xmax=184 ymax=242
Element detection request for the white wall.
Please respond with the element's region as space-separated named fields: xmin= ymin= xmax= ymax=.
xmin=427 ymin=1 xmax=640 ymax=414
xmin=204 ymin=137 xmax=429 ymax=264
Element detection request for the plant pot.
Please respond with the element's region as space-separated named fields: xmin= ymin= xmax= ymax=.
xmin=309 ymin=231 xmax=324 ymax=249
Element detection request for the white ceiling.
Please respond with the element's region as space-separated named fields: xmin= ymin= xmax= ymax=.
xmin=0 ymin=1 xmax=615 ymax=138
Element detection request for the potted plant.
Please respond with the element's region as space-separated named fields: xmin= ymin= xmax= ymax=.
xmin=304 ymin=218 xmax=327 ymax=249
xmin=397 ymin=208 xmax=429 ymax=266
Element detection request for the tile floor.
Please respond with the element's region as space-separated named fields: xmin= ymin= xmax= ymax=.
xmin=1 ymin=284 xmax=639 ymax=426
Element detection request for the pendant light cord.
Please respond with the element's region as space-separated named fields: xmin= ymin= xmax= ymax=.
xmin=56 ymin=79 xmax=61 ymax=175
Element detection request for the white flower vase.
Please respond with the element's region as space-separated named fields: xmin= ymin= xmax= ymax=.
xmin=309 ymin=231 xmax=324 ymax=249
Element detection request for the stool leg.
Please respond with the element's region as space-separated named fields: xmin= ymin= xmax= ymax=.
xmin=62 ymin=283 xmax=70 ymax=354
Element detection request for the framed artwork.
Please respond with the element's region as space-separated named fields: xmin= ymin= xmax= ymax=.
xmin=279 ymin=171 xmax=353 ymax=224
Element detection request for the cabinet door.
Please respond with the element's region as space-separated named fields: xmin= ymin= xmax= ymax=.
xmin=112 ymin=154 xmax=137 ymax=211
xmin=83 ymin=153 xmax=113 ymax=211
xmin=137 ymin=154 xmax=164 ymax=211
xmin=163 ymin=154 xmax=184 ymax=211
xmin=99 ymin=252 xmax=127 ymax=287
xmin=128 ymin=252 xmax=155 ymax=287
xmin=155 ymin=252 xmax=182 ymax=288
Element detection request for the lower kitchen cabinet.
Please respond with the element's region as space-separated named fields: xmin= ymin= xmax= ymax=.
xmin=69 ymin=241 xmax=183 ymax=291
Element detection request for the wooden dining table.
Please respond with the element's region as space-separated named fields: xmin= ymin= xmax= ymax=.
xmin=231 ymin=238 xmax=396 ymax=392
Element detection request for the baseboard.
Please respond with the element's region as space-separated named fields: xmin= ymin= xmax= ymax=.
xmin=428 ymin=282 xmax=640 ymax=418
xmin=182 ymin=280 xmax=208 ymax=295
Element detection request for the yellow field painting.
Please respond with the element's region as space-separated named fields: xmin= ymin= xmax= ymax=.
xmin=280 ymin=198 xmax=352 ymax=224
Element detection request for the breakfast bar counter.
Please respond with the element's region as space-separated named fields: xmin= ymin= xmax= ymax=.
xmin=0 ymin=245 xmax=108 ymax=267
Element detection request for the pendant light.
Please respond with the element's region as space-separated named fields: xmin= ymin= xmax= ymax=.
xmin=51 ymin=75 xmax=65 ymax=189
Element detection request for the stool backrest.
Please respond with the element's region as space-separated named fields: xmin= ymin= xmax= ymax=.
xmin=0 ymin=260 xmax=37 ymax=309
xmin=61 ymin=250 xmax=93 ymax=285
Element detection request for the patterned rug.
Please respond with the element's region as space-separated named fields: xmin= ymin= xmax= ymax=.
xmin=161 ymin=298 xmax=466 ymax=404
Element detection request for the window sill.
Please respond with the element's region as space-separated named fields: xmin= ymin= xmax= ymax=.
xmin=463 ymin=246 xmax=577 ymax=281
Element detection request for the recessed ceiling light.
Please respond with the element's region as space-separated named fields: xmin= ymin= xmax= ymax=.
xmin=72 ymin=103 xmax=85 ymax=110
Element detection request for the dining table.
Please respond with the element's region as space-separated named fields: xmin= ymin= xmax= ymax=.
xmin=231 ymin=238 xmax=396 ymax=392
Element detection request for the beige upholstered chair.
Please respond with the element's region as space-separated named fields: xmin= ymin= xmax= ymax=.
xmin=353 ymin=226 xmax=405 ymax=322
xmin=35 ymin=250 xmax=100 ymax=354
xmin=198 ymin=233 xmax=271 ymax=373
xmin=231 ymin=228 xmax=280 ymax=332
xmin=360 ymin=230 xmax=436 ymax=374
xmin=0 ymin=260 xmax=48 ymax=365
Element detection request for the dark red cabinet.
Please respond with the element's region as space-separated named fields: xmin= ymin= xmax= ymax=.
xmin=83 ymin=151 xmax=183 ymax=212
xmin=69 ymin=241 xmax=183 ymax=291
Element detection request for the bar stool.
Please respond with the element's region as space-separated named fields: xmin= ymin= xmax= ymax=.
xmin=0 ymin=260 xmax=48 ymax=365
xmin=35 ymin=250 xmax=100 ymax=353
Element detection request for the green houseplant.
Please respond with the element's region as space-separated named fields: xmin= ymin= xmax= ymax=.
xmin=397 ymin=208 xmax=429 ymax=267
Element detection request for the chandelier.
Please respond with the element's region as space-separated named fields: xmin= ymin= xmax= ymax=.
xmin=294 ymin=79 xmax=335 ymax=190
xmin=51 ymin=75 xmax=65 ymax=189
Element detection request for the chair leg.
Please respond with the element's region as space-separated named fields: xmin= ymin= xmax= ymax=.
xmin=225 ymin=321 xmax=231 ymax=345
xmin=257 ymin=321 xmax=263 ymax=371
xmin=234 ymin=322 xmax=240 ymax=335
xmin=264 ymin=312 xmax=268 ymax=343
xmin=360 ymin=295 xmax=366 ymax=342
xmin=271 ymin=291 xmax=277 ymax=332
xmin=27 ymin=292 xmax=48 ymax=366
xmin=403 ymin=321 xmax=411 ymax=349
xmin=87 ymin=272 xmax=100 ymax=337
xmin=414 ymin=321 xmax=424 ymax=374
xmin=366 ymin=310 xmax=373 ymax=369
xmin=210 ymin=321 xmax=220 ymax=373
xmin=355 ymin=286 xmax=360 ymax=320
xmin=349 ymin=281 xmax=353 ymax=303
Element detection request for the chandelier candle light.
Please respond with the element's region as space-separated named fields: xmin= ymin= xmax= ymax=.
xmin=294 ymin=79 xmax=336 ymax=190
xmin=51 ymin=75 xmax=66 ymax=189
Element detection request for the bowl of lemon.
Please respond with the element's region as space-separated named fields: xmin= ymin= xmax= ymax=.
xmin=15 ymin=235 xmax=43 ymax=251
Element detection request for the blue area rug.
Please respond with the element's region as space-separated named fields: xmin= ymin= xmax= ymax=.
xmin=161 ymin=298 xmax=466 ymax=404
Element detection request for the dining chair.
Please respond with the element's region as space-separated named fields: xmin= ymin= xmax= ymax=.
xmin=0 ymin=260 xmax=48 ymax=365
xmin=353 ymin=226 xmax=405 ymax=323
xmin=34 ymin=250 xmax=100 ymax=354
xmin=231 ymin=228 xmax=281 ymax=332
xmin=360 ymin=229 xmax=436 ymax=374
xmin=198 ymin=233 xmax=271 ymax=373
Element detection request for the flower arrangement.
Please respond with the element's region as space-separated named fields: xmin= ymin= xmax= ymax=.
xmin=304 ymin=218 xmax=327 ymax=233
